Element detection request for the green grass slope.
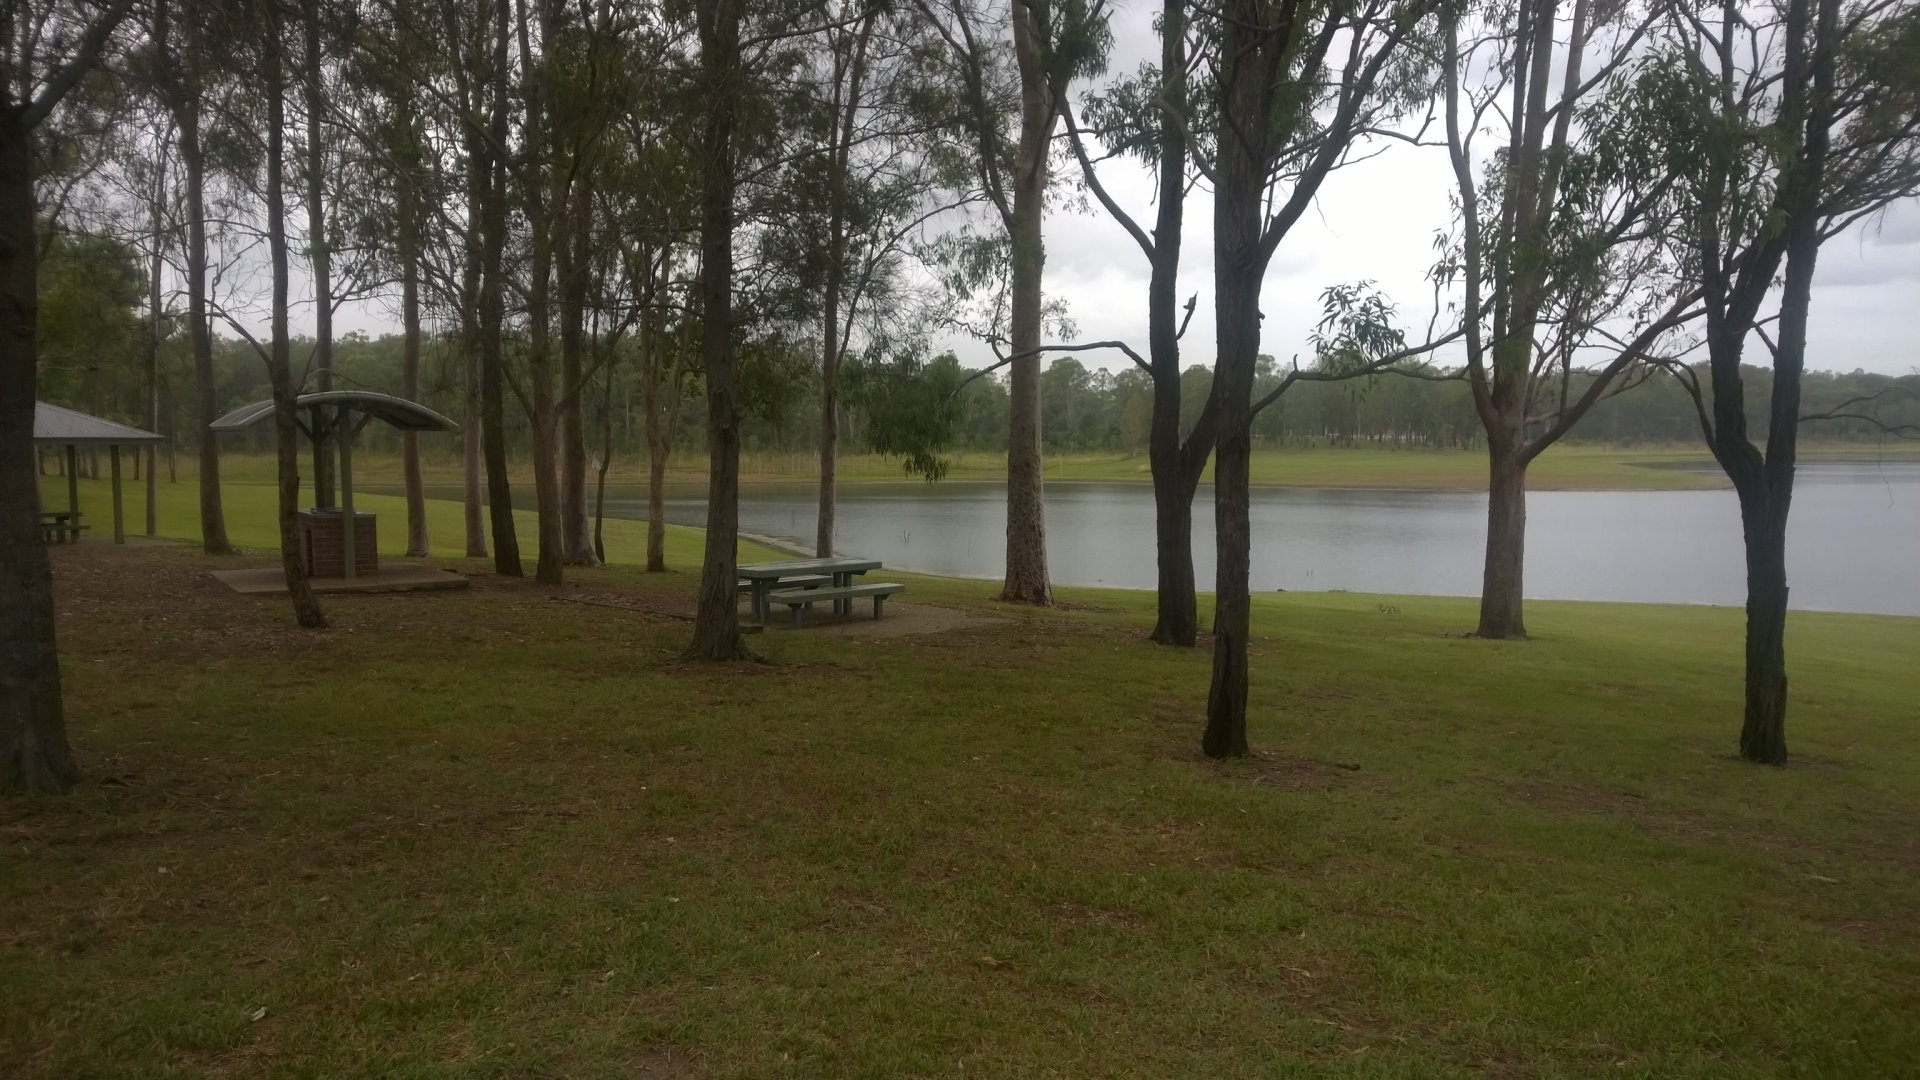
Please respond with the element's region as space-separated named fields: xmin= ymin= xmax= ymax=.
xmin=4 ymin=483 xmax=1916 ymax=1077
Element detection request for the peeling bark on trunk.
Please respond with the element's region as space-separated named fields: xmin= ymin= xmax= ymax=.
xmin=687 ymin=0 xmax=750 ymax=660
xmin=0 ymin=105 xmax=78 ymax=793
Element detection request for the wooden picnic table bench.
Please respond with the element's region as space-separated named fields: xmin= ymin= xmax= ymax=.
xmin=39 ymin=510 xmax=87 ymax=544
xmin=738 ymin=557 xmax=881 ymax=623
xmin=767 ymin=581 xmax=906 ymax=627
xmin=738 ymin=573 xmax=830 ymax=594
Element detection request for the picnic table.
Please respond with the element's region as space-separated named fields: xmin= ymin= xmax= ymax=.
xmin=39 ymin=510 xmax=87 ymax=544
xmin=738 ymin=557 xmax=880 ymax=623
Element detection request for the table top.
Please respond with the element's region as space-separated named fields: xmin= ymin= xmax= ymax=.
xmin=738 ymin=557 xmax=881 ymax=579
xmin=41 ymin=509 xmax=82 ymax=520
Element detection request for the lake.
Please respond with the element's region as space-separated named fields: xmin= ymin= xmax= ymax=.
xmin=404 ymin=460 xmax=1920 ymax=617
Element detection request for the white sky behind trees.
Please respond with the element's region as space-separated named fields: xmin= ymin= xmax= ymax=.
xmin=321 ymin=4 xmax=1918 ymax=378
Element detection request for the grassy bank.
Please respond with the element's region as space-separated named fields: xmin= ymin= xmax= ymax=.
xmin=114 ymin=441 xmax=1781 ymax=493
xmin=45 ymin=470 xmax=794 ymax=566
xmin=5 ymin=481 xmax=1918 ymax=1076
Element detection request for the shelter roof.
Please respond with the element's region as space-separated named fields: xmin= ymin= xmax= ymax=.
xmin=34 ymin=401 xmax=164 ymax=445
xmin=210 ymin=391 xmax=459 ymax=434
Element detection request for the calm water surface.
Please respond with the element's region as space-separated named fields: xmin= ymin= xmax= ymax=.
xmin=412 ymin=460 xmax=1920 ymax=616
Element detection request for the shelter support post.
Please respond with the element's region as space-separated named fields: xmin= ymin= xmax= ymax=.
xmin=65 ymin=444 xmax=78 ymax=516
xmin=111 ymin=445 xmax=124 ymax=543
xmin=340 ymin=406 xmax=356 ymax=579
xmin=309 ymin=405 xmax=332 ymax=509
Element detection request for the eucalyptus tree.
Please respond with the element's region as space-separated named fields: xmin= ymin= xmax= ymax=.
xmin=602 ymin=91 xmax=701 ymax=572
xmin=301 ymin=0 xmax=339 ymax=506
xmin=258 ymin=0 xmax=326 ymax=628
xmin=1442 ymin=0 xmax=1702 ymax=640
xmin=479 ymin=0 xmax=523 ymax=575
xmin=688 ymin=0 xmax=751 ymax=658
xmin=544 ymin=0 xmax=638 ymax=568
xmin=150 ymin=0 xmax=232 ymax=554
xmin=1062 ymin=0 xmax=1215 ymax=645
xmin=338 ymin=0 xmax=437 ymax=555
xmin=1641 ymin=0 xmax=1919 ymax=762
xmin=0 ymin=0 xmax=135 ymax=792
xmin=1201 ymin=0 xmax=1442 ymax=758
xmin=790 ymin=1 xmax=961 ymax=558
xmin=918 ymin=0 xmax=1110 ymax=605
xmin=686 ymin=0 xmax=845 ymax=658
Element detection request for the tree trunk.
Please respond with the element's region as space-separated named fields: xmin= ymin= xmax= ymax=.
xmin=178 ymin=33 xmax=229 ymax=555
xmin=266 ymin=18 xmax=324 ymax=630
xmin=0 ymin=106 xmax=78 ymax=794
xmin=1203 ymin=0 xmax=1273 ymax=758
xmin=461 ymin=134 xmax=488 ymax=558
xmin=1148 ymin=447 xmax=1198 ymax=645
xmin=516 ymin=0 xmax=563 ymax=588
xmin=1143 ymin=0 xmax=1202 ymax=645
xmin=642 ymin=313 xmax=671 ymax=572
xmin=1738 ymin=492 xmax=1789 ymax=763
xmin=1000 ymin=2 xmax=1052 ymax=605
xmin=816 ymin=350 xmax=837 ymax=557
xmin=594 ymin=347 xmax=614 ymax=563
xmin=1476 ymin=442 xmax=1527 ymax=638
xmin=400 ymin=176 xmax=427 ymax=557
xmin=303 ymin=0 xmax=334 ymax=507
xmin=1203 ymin=265 xmax=1258 ymax=759
xmin=814 ymin=11 xmax=874 ymax=560
xmin=145 ymin=128 xmax=165 ymax=539
xmin=559 ymin=177 xmax=598 ymax=565
xmin=480 ymin=0 xmax=521 ymax=577
xmin=687 ymin=0 xmax=749 ymax=660
xmin=1733 ymin=17 xmax=1823 ymax=763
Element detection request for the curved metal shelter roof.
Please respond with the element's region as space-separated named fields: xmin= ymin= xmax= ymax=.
xmin=210 ymin=391 xmax=459 ymax=433
xmin=35 ymin=401 xmax=164 ymax=445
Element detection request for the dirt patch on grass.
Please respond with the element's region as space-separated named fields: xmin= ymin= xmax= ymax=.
xmin=1162 ymin=742 xmax=1367 ymax=792
xmin=626 ymin=1046 xmax=703 ymax=1078
xmin=769 ymin=601 xmax=1006 ymax=639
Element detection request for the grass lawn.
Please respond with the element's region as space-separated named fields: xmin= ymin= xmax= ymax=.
xmin=5 ymin=480 xmax=1917 ymax=1077
xmin=45 ymin=470 xmax=796 ymax=566
xmin=149 ymin=441 xmax=1758 ymax=494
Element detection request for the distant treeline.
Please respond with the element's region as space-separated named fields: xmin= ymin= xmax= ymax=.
xmin=37 ymin=318 xmax=1919 ymax=465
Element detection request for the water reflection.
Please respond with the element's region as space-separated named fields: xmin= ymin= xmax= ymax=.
xmin=409 ymin=460 xmax=1920 ymax=616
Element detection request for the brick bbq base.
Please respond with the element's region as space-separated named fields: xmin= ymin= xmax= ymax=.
xmin=297 ymin=508 xmax=378 ymax=578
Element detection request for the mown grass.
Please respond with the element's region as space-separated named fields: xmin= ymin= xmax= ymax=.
xmin=47 ymin=470 xmax=795 ymax=566
xmin=132 ymin=440 xmax=1753 ymax=493
xmin=5 ymin=478 xmax=1917 ymax=1077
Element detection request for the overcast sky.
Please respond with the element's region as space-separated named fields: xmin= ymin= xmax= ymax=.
xmin=335 ymin=5 xmax=1919 ymax=379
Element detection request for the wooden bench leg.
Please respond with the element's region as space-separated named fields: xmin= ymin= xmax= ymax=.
xmin=791 ymin=602 xmax=804 ymax=628
xmin=873 ymin=595 xmax=885 ymax=620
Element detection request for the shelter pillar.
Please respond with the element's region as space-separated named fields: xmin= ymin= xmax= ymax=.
xmin=110 ymin=445 xmax=123 ymax=543
xmin=340 ymin=406 xmax=356 ymax=578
